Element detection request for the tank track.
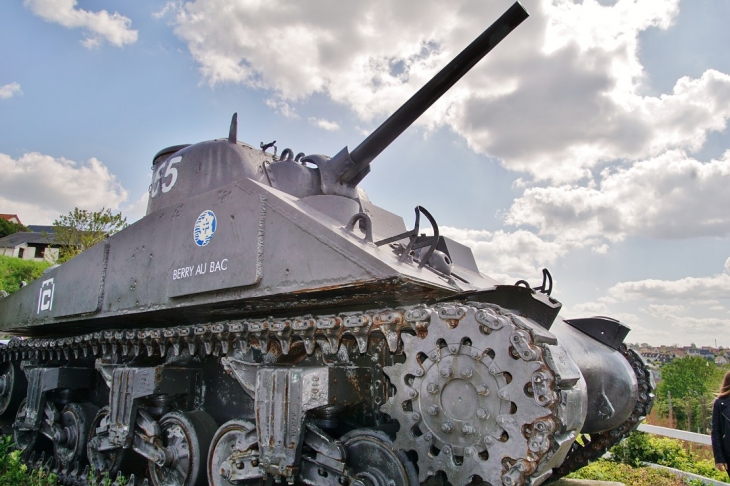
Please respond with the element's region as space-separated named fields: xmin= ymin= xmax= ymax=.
xmin=549 ymin=346 xmax=655 ymax=481
xmin=0 ymin=303 xmax=590 ymax=486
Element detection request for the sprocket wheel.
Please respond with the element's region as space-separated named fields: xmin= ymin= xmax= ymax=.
xmin=381 ymin=303 xmax=582 ymax=486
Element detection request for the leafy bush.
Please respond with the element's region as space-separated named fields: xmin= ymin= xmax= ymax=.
xmin=567 ymin=459 xmax=686 ymax=485
xmin=0 ymin=435 xmax=132 ymax=486
xmin=0 ymin=254 xmax=51 ymax=294
xmin=0 ymin=436 xmax=57 ymax=485
xmin=610 ymin=431 xmax=729 ymax=482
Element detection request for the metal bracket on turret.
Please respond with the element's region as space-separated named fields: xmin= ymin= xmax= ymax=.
xmin=301 ymin=148 xmax=364 ymax=199
xmin=375 ymin=206 xmax=440 ymax=269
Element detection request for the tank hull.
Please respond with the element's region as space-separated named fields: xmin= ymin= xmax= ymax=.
xmin=0 ymin=3 xmax=654 ymax=484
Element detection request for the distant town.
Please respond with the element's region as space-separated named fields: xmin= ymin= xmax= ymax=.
xmin=628 ymin=343 xmax=729 ymax=367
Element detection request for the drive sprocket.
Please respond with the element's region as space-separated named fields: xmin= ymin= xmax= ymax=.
xmin=381 ymin=303 xmax=584 ymax=486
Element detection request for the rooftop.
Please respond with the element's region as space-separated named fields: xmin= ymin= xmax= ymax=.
xmin=0 ymin=214 xmax=22 ymax=224
xmin=0 ymin=230 xmax=56 ymax=248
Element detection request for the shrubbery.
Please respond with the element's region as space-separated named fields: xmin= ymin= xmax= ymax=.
xmin=567 ymin=459 xmax=686 ymax=485
xmin=0 ymin=436 xmax=56 ymax=486
xmin=567 ymin=431 xmax=729 ymax=484
xmin=610 ymin=431 xmax=728 ymax=482
xmin=0 ymin=254 xmax=50 ymax=294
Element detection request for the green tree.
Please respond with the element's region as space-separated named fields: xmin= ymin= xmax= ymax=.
xmin=658 ymin=356 xmax=713 ymax=400
xmin=0 ymin=219 xmax=28 ymax=238
xmin=654 ymin=356 xmax=719 ymax=432
xmin=52 ymin=208 xmax=127 ymax=263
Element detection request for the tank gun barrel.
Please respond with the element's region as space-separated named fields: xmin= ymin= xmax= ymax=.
xmin=336 ymin=2 xmax=529 ymax=185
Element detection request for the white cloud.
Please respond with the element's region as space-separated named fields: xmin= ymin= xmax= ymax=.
xmin=0 ymin=152 xmax=128 ymax=224
xmin=646 ymin=304 xmax=686 ymax=316
xmin=24 ymin=0 xmax=138 ymax=48
xmin=440 ymin=226 xmax=577 ymax=281
xmin=566 ymin=301 xmax=611 ymax=316
xmin=609 ymin=260 xmax=730 ymax=302
xmin=505 ymin=150 xmax=730 ymax=241
xmin=308 ymin=117 xmax=339 ymax=131
xmin=265 ymin=99 xmax=299 ymax=119
xmin=162 ymin=0 xmax=730 ymax=183
xmin=121 ymin=192 xmax=150 ymax=224
xmin=153 ymin=1 xmax=182 ymax=20
xmin=0 ymin=83 xmax=22 ymax=100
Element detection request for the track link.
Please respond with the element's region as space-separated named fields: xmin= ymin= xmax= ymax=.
xmin=0 ymin=303 xmax=646 ymax=485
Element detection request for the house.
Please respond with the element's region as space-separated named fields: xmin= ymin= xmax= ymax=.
xmin=0 ymin=214 xmax=23 ymax=225
xmin=0 ymin=225 xmax=60 ymax=263
xmin=686 ymin=346 xmax=716 ymax=359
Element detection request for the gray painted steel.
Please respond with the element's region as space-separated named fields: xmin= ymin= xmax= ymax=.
xmin=0 ymin=3 xmax=655 ymax=485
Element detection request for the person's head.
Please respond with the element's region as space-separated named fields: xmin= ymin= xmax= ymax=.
xmin=718 ymin=371 xmax=730 ymax=398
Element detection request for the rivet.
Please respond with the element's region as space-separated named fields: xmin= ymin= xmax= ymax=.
xmin=476 ymin=384 xmax=489 ymax=396
xmin=427 ymin=405 xmax=440 ymax=416
xmin=424 ymin=433 xmax=433 ymax=442
xmin=409 ymin=389 xmax=418 ymax=398
xmin=442 ymin=445 xmax=452 ymax=455
xmin=460 ymin=367 xmax=473 ymax=378
xmin=499 ymin=389 xmax=508 ymax=399
xmin=477 ymin=408 xmax=488 ymax=420
xmin=484 ymin=436 xmax=493 ymax=446
xmin=449 ymin=345 xmax=458 ymax=353
xmin=427 ymin=383 xmax=439 ymax=394
xmin=440 ymin=368 xmax=452 ymax=378
xmin=414 ymin=368 xmax=424 ymax=376
xmin=412 ymin=413 xmax=420 ymax=421
xmin=471 ymin=350 xmax=479 ymax=358
xmin=441 ymin=422 xmax=454 ymax=433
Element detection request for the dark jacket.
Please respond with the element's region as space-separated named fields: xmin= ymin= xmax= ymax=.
xmin=712 ymin=398 xmax=730 ymax=463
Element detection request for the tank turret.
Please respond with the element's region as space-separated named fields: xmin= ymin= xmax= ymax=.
xmin=0 ymin=3 xmax=653 ymax=486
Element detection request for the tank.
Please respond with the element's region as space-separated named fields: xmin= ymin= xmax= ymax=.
xmin=0 ymin=3 xmax=653 ymax=485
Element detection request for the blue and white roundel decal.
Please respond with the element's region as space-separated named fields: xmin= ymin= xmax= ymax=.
xmin=194 ymin=210 xmax=217 ymax=247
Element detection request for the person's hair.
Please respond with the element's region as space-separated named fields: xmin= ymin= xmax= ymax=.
xmin=718 ymin=371 xmax=730 ymax=398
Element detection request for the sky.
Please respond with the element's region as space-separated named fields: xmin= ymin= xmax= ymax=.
xmin=2 ymin=0 xmax=730 ymax=347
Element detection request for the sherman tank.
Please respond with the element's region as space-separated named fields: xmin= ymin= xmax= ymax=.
xmin=0 ymin=3 xmax=653 ymax=485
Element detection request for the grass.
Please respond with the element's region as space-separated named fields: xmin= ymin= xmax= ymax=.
xmin=0 ymin=254 xmax=51 ymax=295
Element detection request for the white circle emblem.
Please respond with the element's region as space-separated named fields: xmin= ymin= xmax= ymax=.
xmin=194 ymin=210 xmax=217 ymax=247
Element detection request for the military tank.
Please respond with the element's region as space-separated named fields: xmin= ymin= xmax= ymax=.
xmin=0 ymin=3 xmax=653 ymax=485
